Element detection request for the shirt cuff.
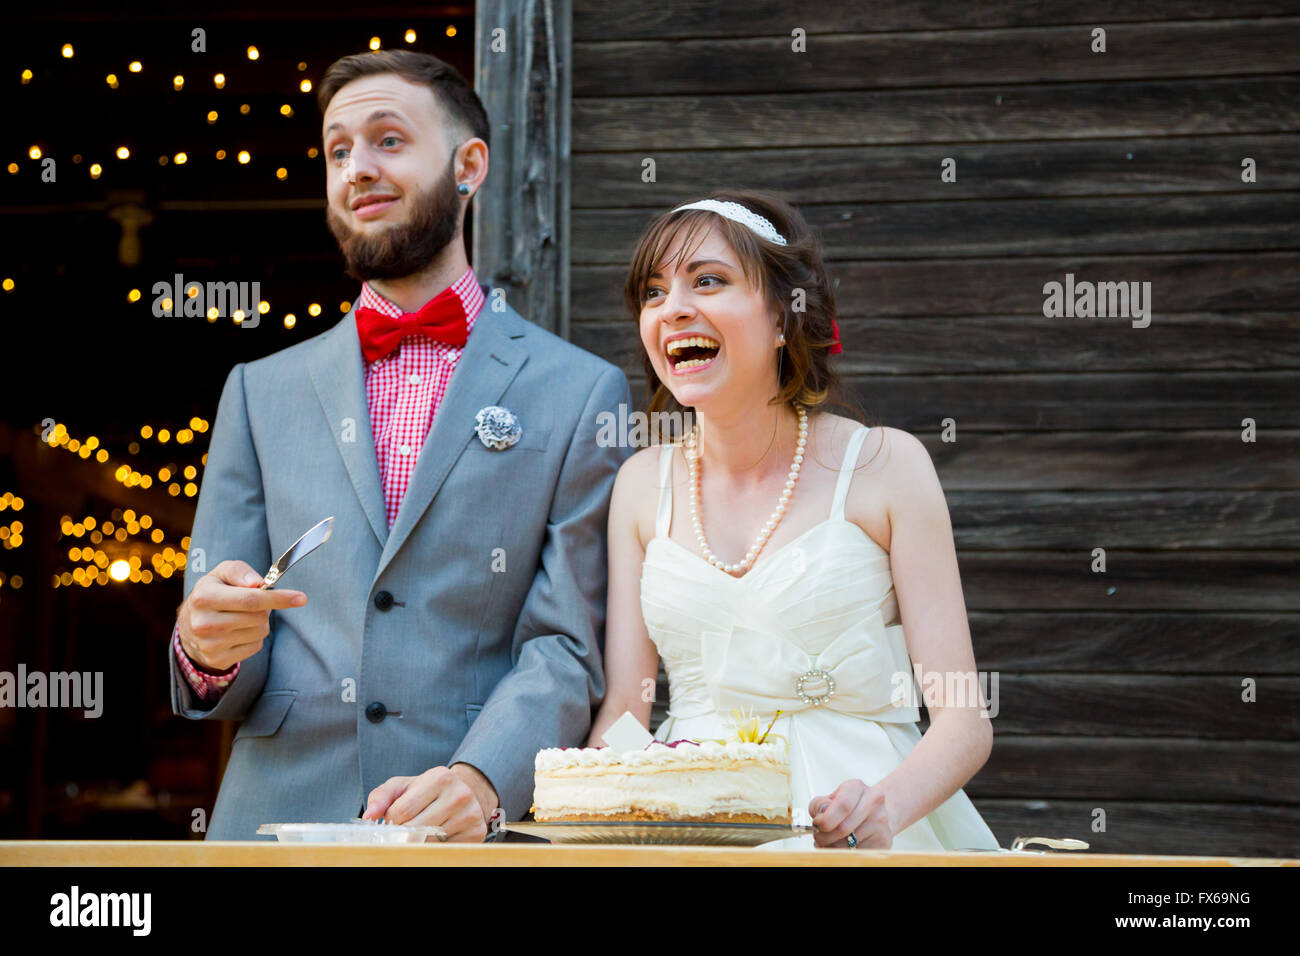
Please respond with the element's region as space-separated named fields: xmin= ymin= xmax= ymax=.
xmin=173 ymin=624 xmax=238 ymax=699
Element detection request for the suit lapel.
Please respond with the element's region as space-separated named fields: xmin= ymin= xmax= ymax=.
xmin=374 ymin=303 xmax=529 ymax=582
xmin=308 ymin=310 xmax=390 ymax=548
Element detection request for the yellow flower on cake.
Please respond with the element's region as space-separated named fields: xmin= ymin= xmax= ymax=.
xmin=720 ymin=706 xmax=788 ymax=751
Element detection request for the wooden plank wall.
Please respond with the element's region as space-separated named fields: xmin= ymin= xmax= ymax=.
xmin=569 ymin=1 xmax=1300 ymax=856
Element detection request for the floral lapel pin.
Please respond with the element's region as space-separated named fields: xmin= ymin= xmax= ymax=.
xmin=475 ymin=405 xmax=522 ymax=450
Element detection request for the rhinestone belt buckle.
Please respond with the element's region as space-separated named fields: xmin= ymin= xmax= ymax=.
xmin=795 ymin=668 xmax=835 ymax=706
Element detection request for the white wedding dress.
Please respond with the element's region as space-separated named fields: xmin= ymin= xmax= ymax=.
xmin=640 ymin=424 xmax=1001 ymax=851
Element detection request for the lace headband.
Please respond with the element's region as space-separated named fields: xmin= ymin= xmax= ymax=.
xmin=669 ymin=199 xmax=788 ymax=246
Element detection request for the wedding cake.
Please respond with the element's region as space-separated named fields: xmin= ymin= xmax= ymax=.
xmin=530 ymin=739 xmax=792 ymax=824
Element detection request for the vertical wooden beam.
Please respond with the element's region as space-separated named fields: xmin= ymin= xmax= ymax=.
xmin=473 ymin=0 xmax=572 ymax=339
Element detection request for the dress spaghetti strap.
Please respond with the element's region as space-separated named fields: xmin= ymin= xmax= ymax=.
xmin=655 ymin=443 xmax=676 ymax=538
xmin=829 ymin=425 xmax=871 ymax=521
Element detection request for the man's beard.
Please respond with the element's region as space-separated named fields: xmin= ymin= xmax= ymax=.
xmin=326 ymin=160 xmax=462 ymax=281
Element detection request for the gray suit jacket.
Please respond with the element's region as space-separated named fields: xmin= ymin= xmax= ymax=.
xmin=169 ymin=295 xmax=632 ymax=839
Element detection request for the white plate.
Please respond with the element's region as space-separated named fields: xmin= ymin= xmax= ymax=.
xmin=256 ymin=821 xmax=447 ymax=844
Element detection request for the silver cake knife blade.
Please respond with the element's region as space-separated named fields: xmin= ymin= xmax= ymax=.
xmin=260 ymin=516 xmax=333 ymax=589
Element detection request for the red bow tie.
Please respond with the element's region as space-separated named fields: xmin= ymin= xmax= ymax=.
xmin=355 ymin=286 xmax=469 ymax=363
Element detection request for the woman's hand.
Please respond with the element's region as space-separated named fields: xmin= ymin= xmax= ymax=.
xmin=809 ymin=779 xmax=892 ymax=849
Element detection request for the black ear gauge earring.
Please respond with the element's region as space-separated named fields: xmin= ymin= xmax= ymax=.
xmin=457 ymin=183 xmax=471 ymax=195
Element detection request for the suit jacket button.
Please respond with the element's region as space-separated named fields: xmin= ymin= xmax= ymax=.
xmin=373 ymin=590 xmax=394 ymax=611
xmin=365 ymin=701 xmax=388 ymax=723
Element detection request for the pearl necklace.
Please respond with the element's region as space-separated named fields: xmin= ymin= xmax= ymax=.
xmin=685 ymin=404 xmax=808 ymax=576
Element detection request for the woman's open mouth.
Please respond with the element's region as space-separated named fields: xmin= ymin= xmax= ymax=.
xmin=666 ymin=335 xmax=721 ymax=375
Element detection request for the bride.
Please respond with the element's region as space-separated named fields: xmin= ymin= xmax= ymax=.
xmin=586 ymin=191 xmax=1000 ymax=852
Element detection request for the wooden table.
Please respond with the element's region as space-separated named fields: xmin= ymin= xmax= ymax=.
xmin=3 ymin=841 xmax=1295 ymax=866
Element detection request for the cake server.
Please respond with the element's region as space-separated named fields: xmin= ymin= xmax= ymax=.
xmin=260 ymin=516 xmax=334 ymax=589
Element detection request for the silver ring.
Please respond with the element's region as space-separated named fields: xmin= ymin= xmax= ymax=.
xmin=846 ymin=832 xmax=858 ymax=849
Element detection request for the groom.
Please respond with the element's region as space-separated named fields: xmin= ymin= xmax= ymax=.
xmin=168 ymin=50 xmax=631 ymax=840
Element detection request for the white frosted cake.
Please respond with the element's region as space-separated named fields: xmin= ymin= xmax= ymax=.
xmin=530 ymin=739 xmax=791 ymax=824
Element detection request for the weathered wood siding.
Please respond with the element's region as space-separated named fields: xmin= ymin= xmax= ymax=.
xmin=569 ymin=1 xmax=1300 ymax=856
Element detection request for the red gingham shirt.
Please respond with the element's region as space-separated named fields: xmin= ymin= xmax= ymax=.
xmin=174 ymin=268 xmax=486 ymax=699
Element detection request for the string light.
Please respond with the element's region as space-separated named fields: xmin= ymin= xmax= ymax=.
xmin=52 ymin=506 xmax=186 ymax=587
xmin=5 ymin=41 xmax=376 ymax=548
xmin=405 ymin=30 xmax=417 ymax=43
xmin=34 ymin=419 xmax=207 ymax=526
xmin=3 ymin=523 xmax=23 ymax=550
xmin=14 ymin=41 xmax=396 ymax=209
xmin=446 ymin=25 xmax=457 ymax=37
xmin=126 ymin=281 xmax=343 ymax=326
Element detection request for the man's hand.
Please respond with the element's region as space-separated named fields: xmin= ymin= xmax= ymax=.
xmin=178 ymin=559 xmax=307 ymax=672
xmin=363 ymin=764 xmax=499 ymax=842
